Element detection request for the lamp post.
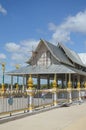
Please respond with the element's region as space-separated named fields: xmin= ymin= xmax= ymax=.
xmin=15 ymin=64 xmax=20 ymax=91
xmin=1 ymin=63 xmax=5 ymax=93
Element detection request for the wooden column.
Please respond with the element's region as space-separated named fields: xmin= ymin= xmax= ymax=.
xmin=11 ymin=75 xmax=13 ymax=91
xmin=65 ymin=74 xmax=67 ymax=88
xmin=62 ymin=75 xmax=64 ymax=88
xmin=26 ymin=75 xmax=29 ymax=89
xmin=22 ymin=75 xmax=25 ymax=91
xmin=47 ymin=75 xmax=50 ymax=89
xmin=37 ymin=75 xmax=40 ymax=89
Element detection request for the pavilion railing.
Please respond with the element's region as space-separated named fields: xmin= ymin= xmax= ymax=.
xmin=0 ymin=88 xmax=86 ymax=118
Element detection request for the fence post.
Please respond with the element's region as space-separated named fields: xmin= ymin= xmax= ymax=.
xmin=67 ymin=74 xmax=72 ymax=103
xmin=27 ymin=75 xmax=34 ymax=112
xmin=77 ymin=76 xmax=81 ymax=102
xmin=52 ymin=74 xmax=57 ymax=106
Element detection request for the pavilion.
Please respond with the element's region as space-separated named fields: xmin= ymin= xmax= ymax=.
xmin=7 ymin=39 xmax=86 ymax=89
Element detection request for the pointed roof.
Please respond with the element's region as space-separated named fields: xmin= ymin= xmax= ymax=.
xmin=28 ymin=39 xmax=85 ymax=67
xmin=28 ymin=39 xmax=74 ymax=66
xmin=58 ymin=42 xmax=84 ymax=67
xmin=42 ymin=39 xmax=74 ymax=66
xmin=42 ymin=39 xmax=85 ymax=67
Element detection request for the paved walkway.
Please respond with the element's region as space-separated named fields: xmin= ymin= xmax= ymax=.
xmin=0 ymin=103 xmax=86 ymax=130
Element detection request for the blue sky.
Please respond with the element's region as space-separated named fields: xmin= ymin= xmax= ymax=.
xmin=0 ymin=0 xmax=86 ymax=76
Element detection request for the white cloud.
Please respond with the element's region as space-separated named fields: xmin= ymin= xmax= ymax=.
xmin=0 ymin=4 xmax=7 ymax=15
xmin=19 ymin=39 xmax=39 ymax=56
xmin=5 ymin=42 xmax=20 ymax=52
xmin=52 ymin=29 xmax=70 ymax=43
xmin=0 ymin=53 xmax=6 ymax=59
xmin=20 ymin=39 xmax=39 ymax=49
xmin=49 ymin=10 xmax=86 ymax=43
xmin=12 ymin=53 xmax=26 ymax=61
xmin=48 ymin=23 xmax=57 ymax=31
xmin=5 ymin=39 xmax=39 ymax=65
